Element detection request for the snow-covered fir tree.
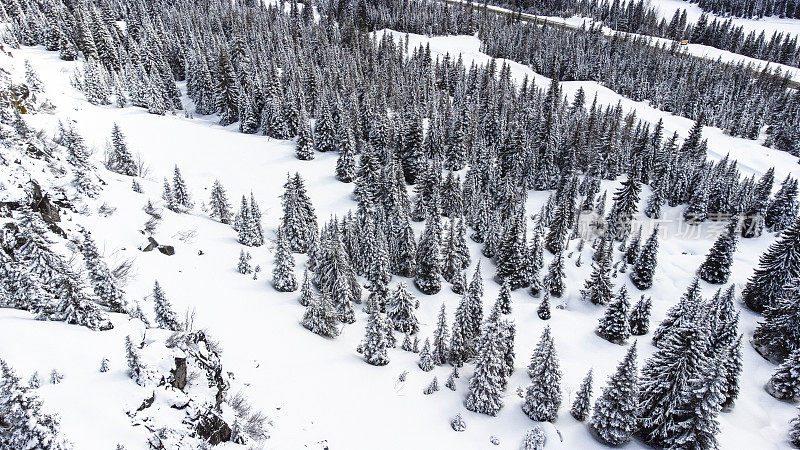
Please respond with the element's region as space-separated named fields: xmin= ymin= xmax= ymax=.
xmin=589 ymin=343 xmax=638 ymax=446
xmin=272 ymin=227 xmax=298 ymax=292
xmin=571 ymin=369 xmax=593 ymax=422
xmin=522 ymin=327 xmax=561 ymax=422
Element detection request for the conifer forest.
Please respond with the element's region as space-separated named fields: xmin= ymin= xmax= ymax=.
xmin=1 ymin=0 xmax=800 ymax=447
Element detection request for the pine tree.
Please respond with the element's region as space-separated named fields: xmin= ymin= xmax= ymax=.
xmin=386 ymin=283 xmax=419 ymax=334
xmin=537 ymin=291 xmax=551 ymax=320
xmin=698 ymin=217 xmax=738 ymax=284
xmin=742 ymin=215 xmax=800 ymax=313
xmin=465 ymin=322 xmax=505 ymax=416
xmin=432 ymin=303 xmax=450 ymax=365
xmin=107 ymin=123 xmax=137 ymax=176
xmin=360 ymin=309 xmax=390 ymax=366
xmin=767 ymin=347 xmax=800 ymax=401
xmin=742 ymin=167 xmax=774 ymax=239
xmin=652 ymin=278 xmax=702 ymax=347
xmin=302 ymin=291 xmax=340 ymax=338
xmin=295 ymin=115 xmax=314 ymax=160
xmin=423 ymin=376 xmax=440 ymax=395
xmin=589 ymin=343 xmax=639 ymax=446
xmin=496 ymin=279 xmax=512 ymax=314
xmin=80 ymin=229 xmax=126 ymax=313
xmin=790 ymin=408 xmax=800 ymax=447
xmin=124 ymin=335 xmax=144 ymax=385
xmin=99 ymin=357 xmax=109 ymax=373
xmin=766 ymin=176 xmax=799 ymax=233
xmin=273 ymin=228 xmax=297 ymax=292
xmin=630 ymin=226 xmax=659 ymax=290
xmin=522 ymin=327 xmax=562 ymax=422
xmin=162 ymin=177 xmax=177 ymax=212
xmin=0 ymin=359 xmax=67 ymax=449
xmin=299 ymin=268 xmax=314 ymax=306
xmin=571 ymin=369 xmax=594 ymax=421
xmin=449 ymin=293 xmax=471 ymax=367
xmin=663 ymin=354 xmax=726 ymax=450
xmin=415 ymin=212 xmax=441 ymax=295
xmin=215 ymin=46 xmax=239 ymax=126
xmin=335 ymin=129 xmax=356 ymax=183
xmin=581 ymin=254 xmax=614 ymax=305
xmin=638 ymin=322 xmax=709 ymax=447
xmin=152 ymin=281 xmax=181 ymax=332
xmin=598 ymin=286 xmax=631 ymax=344
xmin=209 ymin=180 xmax=232 ymax=224
xmin=628 ymin=295 xmax=652 ymax=336
xmin=172 ymin=165 xmax=192 ymax=209
xmin=418 ymin=338 xmax=434 ymax=372
xmin=521 ymin=427 xmax=546 ymax=450
xmin=544 ymin=250 xmax=566 ymax=297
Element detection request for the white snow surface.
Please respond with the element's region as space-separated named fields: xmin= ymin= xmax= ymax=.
xmin=0 ymin=31 xmax=798 ymax=449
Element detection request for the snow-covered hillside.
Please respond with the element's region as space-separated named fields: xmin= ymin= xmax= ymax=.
xmin=2 ymin=0 xmax=800 ymax=449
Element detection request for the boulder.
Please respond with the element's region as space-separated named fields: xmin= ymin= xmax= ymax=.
xmin=140 ymin=237 xmax=158 ymax=252
xmin=158 ymin=245 xmax=175 ymax=256
xmin=171 ymin=357 xmax=187 ymax=390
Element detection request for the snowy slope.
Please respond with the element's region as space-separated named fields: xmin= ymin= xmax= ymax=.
xmin=1 ymin=30 xmax=799 ymax=450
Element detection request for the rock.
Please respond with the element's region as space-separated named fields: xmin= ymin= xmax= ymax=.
xmin=140 ymin=237 xmax=158 ymax=252
xmin=158 ymin=245 xmax=175 ymax=256
xmin=29 ymin=180 xmax=60 ymax=224
xmin=171 ymin=357 xmax=187 ymax=390
xmin=136 ymin=391 xmax=155 ymax=411
xmin=197 ymin=250 xmax=204 ymax=256
xmin=196 ymin=409 xmax=232 ymax=445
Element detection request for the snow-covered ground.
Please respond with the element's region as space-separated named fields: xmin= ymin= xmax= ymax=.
xmin=1 ymin=30 xmax=799 ymax=449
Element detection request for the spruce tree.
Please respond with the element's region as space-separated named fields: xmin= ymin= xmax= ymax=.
xmin=418 ymin=338 xmax=434 ymax=372
xmin=172 ymin=165 xmax=192 ymax=210
xmin=80 ymin=229 xmax=126 ymax=313
xmin=237 ymin=250 xmax=252 ymax=275
xmin=496 ymin=279 xmax=512 ymax=315
xmin=302 ymin=290 xmax=340 ymax=338
xmin=124 ymin=335 xmax=144 ymax=385
xmin=522 ymin=327 xmax=562 ymax=422
xmin=589 ymin=343 xmax=639 ymax=446
xmin=537 ymin=291 xmax=551 ymax=320
xmin=431 ymin=303 xmax=450 ymax=365
xmin=299 ymin=268 xmax=314 ymax=307
xmin=295 ymin=115 xmax=314 ymax=160
xmin=581 ymin=254 xmax=614 ymax=305
xmin=152 ymin=281 xmax=181 ymax=332
xmin=360 ymin=308 xmax=390 ymax=366
xmin=386 ymin=283 xmax=419 ymax=335
xmin=544 ymin=250 xmax=566 ymax=297
xmin=638 ymin=322 xmax=709 ymax=447
xmin=209 ymin=180 xmax=232 ymax=224
xmin=414 ymin=211 xmax=442 ymax=295
xmin=449 ymin=293 xmax=471 ymax=367
xmin=698 ymin=217 xmax=738 ymax=284
xmin=465 ymin=322 xmax=504 ymax=416
xmin=107 ymin=123 xmax=137 ymax=176
xmin=766 ymin=176 xmax=799 ymax=233
xmin=767 ymin=347 xmax=800 ymax=401
xmin=742 ymin=167 xmax=774 ymax=239
xmin=630 ymin=226 xmax=659 ymax=290
xmin=598 ymin=286 xmax=631 ymax=344
xmin=571 ymin=369 xmax=593 ymax=422
xmin=272 ymin=227 xmax=297 ymax=292
xmin=742 ymin=215 xmax=800 ymax=313
xmin=0 ymin=359 xmax=67 ymax=449
xmin=628 ymin=295 xmax=652 ymax=336
xmin=653 ymin=278 xmax=702 ymax=347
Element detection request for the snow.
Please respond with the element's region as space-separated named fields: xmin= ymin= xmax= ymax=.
xmin=1 ymin=31 xmax=798 ymax=449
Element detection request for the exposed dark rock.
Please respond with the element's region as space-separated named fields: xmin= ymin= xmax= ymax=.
xmin=136 ymin=391 xmax=155 ymax=412
xmin=158 ymin=245 xmax=175 ymax=256
xmin=171 ymin=357 xmax=187 ymax=390
xmin=140 ymin=237 xmax=158 ymax=252
xmin=196 ymin=408 xmax=232 ymax=445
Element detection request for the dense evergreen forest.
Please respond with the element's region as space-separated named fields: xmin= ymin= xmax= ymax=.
xmin=486 ymin=0 xmax=800 ymax=68
xmin=2 ymin=0 xmax=800 ymax=447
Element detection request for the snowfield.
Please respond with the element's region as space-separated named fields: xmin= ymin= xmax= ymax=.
xmin=1 ymin=28 xmax=800 ymax=450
